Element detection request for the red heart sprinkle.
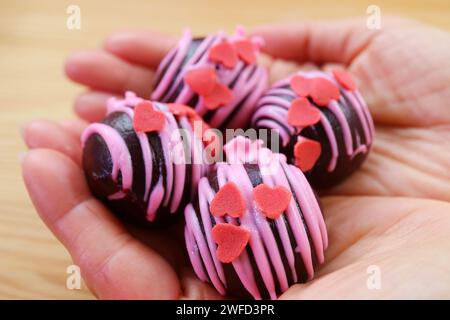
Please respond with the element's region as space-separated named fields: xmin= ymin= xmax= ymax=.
xmin=233 ymin=39 xmax=257 ymax=64
xmin=133 ymin=101 xmax=165 ymax=133
xmin=309 ymin=77 xmax=340 ymax=106
xmin=210 ymin=182 xmax=246 ymax=218
xmin=287 ymin=97 xmax=321 ymax=128
xmin=209 ymin=41 xmax=238 ymax=69
xmin=253 ymin=184 xmax=292 ymax=220
xmin=212 ymin=223 xmax=250 ymax=263
xmin=184 ymin=67 xmax=217 ymax=96
xmin=290 ymin=75 xmax=312 ymax=97
xmin=167 ymin=103 xmax=196 ymax=117
xmin=203 ymin=82 xmax=233 ymax=110
xmin=293 ymin=136 xmax=322 ymax=172
xmin=332 ymin=69 xmax=356 ymax=91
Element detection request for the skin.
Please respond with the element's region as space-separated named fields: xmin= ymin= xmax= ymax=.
xmin=21 ymin=17 xmax=450 ymax=299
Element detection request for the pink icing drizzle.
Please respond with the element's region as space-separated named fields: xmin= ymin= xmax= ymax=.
xmin=184 ymin=137 xmax=327 ymax=299
xmin=81 ymin=123 xmax=133 ymax=191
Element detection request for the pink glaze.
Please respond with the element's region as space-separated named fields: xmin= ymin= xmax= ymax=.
xmin=81 ymin=123 xmax=133 ymax=191
xmin=251 ymin=70 xmax=374 ymax=173
xmin=82 ymin=91 xmax=211 ymax=222
xmin=151 ymin=29 xmax=268 ymax=129
xmin=184 ymin=137 xmax=327 ymax=299
xmin=106 ymin=103 xmax=154 ymax=201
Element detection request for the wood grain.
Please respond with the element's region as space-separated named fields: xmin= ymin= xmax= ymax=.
xmin=0 ymin=0 xmax=449 ymax=299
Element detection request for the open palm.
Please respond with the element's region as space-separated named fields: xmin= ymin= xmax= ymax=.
xmin=22 ymin=17 xmax=450 ymax=299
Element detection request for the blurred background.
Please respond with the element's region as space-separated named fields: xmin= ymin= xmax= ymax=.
xmin=0 ymin=0 xmax=449 ymax=299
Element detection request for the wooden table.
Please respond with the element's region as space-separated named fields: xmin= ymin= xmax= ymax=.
xmin=1 ymin=0 xmax=449 ymax=299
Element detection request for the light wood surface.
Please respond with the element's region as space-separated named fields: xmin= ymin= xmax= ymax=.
xmin=1 ymin=0 xmax=449 ymax=299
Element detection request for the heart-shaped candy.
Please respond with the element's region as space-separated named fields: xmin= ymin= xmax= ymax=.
xmin=253 ymin=184 xmax=292 ymax=220
xmin=290 ymin=75 xmax=341 ymax=107
xmin=209 ymin=41 xmax=238 ymax=69
xmin=133 ymin=101 xmax=165 ymax=133
xmin=290 ymin=75 xmax=312 ymax=97
xmin=212 ymin=223 xmax=250 ymax=263
xmin=332 ymin=69 xmax=356 ymax=91
xmin=167 ymin=103 xmax=197 ymax=118
xmin=293 ymin=136 xmax=322 ymax=172
xmin=210 ymin=182 xmax=246 ymax=218
xmin=233 ymin=39 xmax=257 ymax=64
xmin=309 ymin=77 xmax=340 ymax=106
xmin=203 ymin=82 xmax=233 ymax=110
xmin=184 ymin=67 xmax=217 ymax=96
xmin=287 ymin=97 xmax=321 ymax=128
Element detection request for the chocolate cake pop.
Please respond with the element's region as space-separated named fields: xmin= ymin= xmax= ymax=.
xmin=151 ymin=28 xmax=268 ymax=130
xmin=82 ymin=91 xmax=216 ymax=225
xmin=251 ymin=70 xmax=374 ymax=188
xmin=184 ymin=137 xmax=328 ymax=299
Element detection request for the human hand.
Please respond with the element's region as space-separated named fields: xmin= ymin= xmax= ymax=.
xmin=22 ymin=17 xmax=450 ymax=299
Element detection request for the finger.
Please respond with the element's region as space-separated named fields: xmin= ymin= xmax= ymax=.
xmin=59 ymin=119 xmax=88 ymax=139
xmin=267 ymin=56 xmax=319 ymax=84
xmin=22 ymin=120 xmax=82 ymax=165
xmin=179 ymin=267 xmax=226 ymax=300
xmin=65 ymin=50 xmax=154 ymax=97
xmin=323 ymin=126 xmax=450 ymax=202
xmin=352 ymin=22 xmax=450 ymax=127
xmin=252 ymin=17 xmax=382 ymax=65
xmin=125 ymin=223 xmax=186 ymax=272
xmin=254 ymin=18 xmax=450 ymax=127
xmin=104 ymin=31 xmax=176 ymax=68
xmin=22 ymin=149 xmax=180 ymax=299
xmin=74 ymin=91 xmax=119 ymax=122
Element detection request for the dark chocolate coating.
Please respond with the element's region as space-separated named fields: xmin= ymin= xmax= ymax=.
xmin=83 ymin=111 xmax=188 ymax=226
xmin=153 ymin=38 xmax=204 ymax=104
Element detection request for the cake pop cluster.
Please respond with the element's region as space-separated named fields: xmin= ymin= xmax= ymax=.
xmin=81 ymin=27 xmax=374 ymax=299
